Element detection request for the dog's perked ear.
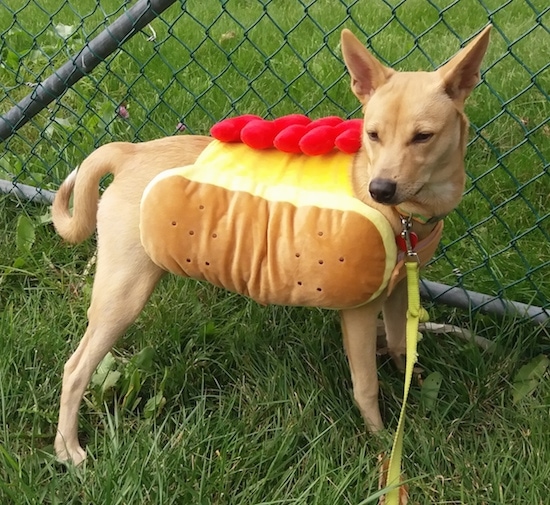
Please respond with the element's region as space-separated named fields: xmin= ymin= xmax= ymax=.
xmin=340 ymin=29 xmax=395 ymax=105
xmin=437 ymin=25 xmax=492 ymax=105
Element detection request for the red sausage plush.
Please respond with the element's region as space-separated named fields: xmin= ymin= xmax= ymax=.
xmin=210 ymin=114 xmax=363 ymax=155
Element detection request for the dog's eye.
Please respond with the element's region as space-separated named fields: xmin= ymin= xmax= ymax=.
xmin=367 ymin=131 xmax=379 ymax=142
xmin=412 ymin=132 xmax=433 ymax=143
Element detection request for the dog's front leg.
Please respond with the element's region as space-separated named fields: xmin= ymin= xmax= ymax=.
xmin=340 ymin=299 xmax=385 ymax=432
xmin=382 ymin=279 xmax=408 ymax=371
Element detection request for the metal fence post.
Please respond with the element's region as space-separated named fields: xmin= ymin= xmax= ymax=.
xmin=0 ymin=0 xmax=177 ymax=141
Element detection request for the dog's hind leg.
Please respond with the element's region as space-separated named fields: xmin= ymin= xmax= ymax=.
xmin=340 ymin=299 xmax=385 ymax=432
xmin=54 ymin=242 xmax=164 ymax=465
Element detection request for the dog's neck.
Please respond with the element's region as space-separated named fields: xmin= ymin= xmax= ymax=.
xmin=394 ymin=206 xmax=447 ymax=225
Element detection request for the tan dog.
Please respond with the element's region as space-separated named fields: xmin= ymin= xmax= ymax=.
xmin=52 ymin=27 xmax=491 ymax=465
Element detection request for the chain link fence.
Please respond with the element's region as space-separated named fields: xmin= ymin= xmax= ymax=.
xmin=1 ymin=0 xmax=548 ymax=321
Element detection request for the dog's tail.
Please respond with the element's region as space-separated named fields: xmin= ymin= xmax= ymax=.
xmin=52 ymin=144 xmax=121 ymax=244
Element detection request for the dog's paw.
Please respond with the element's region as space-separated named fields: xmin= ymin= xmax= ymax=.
xmin=55 ymin=440 xmax=87 ymax=466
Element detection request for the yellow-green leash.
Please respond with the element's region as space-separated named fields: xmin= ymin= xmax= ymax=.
xmin=385 ymin=217 xmax=429 ymax=505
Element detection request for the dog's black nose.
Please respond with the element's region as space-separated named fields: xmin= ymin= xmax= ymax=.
xmin=369 ymin=178 xmax=397 ymax=203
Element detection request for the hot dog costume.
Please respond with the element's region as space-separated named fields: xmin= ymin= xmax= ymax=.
xmin=140 ymin=115 xmax=443 ymax=309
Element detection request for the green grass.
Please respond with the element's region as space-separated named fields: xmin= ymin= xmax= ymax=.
xmin=1 ymin=0 xmax=550 ymax=503
xmin=1 ymin=195 xmax=550 ymax=504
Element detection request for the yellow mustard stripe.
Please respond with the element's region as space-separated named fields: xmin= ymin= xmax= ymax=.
xmin=143 ymin=140 xmax=398 ymax=299
xmin=195 ymin=140 xmax=354 ymax=195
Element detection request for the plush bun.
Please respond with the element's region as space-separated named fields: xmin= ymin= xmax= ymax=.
xmin=141 ymin=141 xmax=398 ymax=309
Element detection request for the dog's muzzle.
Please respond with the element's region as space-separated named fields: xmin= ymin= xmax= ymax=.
xmin=369 ymin=178 xmax=397 ymax=204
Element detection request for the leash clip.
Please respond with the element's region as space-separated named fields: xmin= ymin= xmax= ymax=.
xmin=400 ymin=215 xmax=419 ymax=261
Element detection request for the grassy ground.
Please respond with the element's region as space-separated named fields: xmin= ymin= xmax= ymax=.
xmin=1 ymin=0 xmax=549 ymax=503
xmin=1 ymin=196 xmax=549 ymax=504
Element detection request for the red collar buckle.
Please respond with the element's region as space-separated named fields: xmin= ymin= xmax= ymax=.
xmin=396 ymin=215 xmax=419 ymax=256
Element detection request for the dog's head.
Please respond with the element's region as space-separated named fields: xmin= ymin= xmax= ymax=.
xmin=341 ymin=27 xmax=491 ymax=220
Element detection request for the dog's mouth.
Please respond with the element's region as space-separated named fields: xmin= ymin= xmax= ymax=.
xmin=413 ymin=185 xmax=424 ymax=196
xmin=369 ymin=178 xmax=424 ymax=206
